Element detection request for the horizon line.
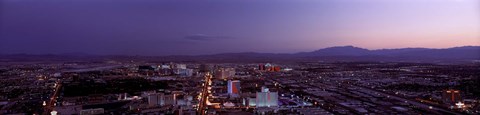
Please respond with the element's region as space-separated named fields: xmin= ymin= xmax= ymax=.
xmin=1 ymin=45 xmax=479 ymax=57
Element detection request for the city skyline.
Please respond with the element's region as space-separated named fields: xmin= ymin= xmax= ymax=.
xmin=1 ymin=0 xmax=479 ymax=55
xmin=1 ymin=0 xmax=479 ymax=114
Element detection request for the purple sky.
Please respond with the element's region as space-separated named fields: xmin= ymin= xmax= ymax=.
xmin=1 ymin=0 xmax=479 ymax=55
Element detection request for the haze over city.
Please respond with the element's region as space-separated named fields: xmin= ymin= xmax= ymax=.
xmin=1 ymin=0 xmax=479 ymax=55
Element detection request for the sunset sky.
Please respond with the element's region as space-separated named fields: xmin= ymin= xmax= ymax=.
xmin=1 ymin=0 xmax=479 ymax=55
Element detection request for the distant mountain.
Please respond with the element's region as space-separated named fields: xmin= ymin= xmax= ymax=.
xmin=297 ymin=46 xmax=371 ymax=56
xmin=371 ymin=48 xmax=430 ymax=55
xmin=374 ymin=47 xmax=479 ymax=60
xmin=1 ymin=46 xmax=479 ymax=63
xmin=295 ymin=46 xmax=480 ymax=62
xmin=159 ymin=46 xmax=480 ymax=63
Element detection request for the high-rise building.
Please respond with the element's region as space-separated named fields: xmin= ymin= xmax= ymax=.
xmin=164 ymin=94 xmax=176 ymax=105
xmin=259 ymin=63 xmax=281 ymax=72
xmin=215 ymin=68 xmax=235 ymax=79
xmin=265 ymin=63 xmax=272 ymax=71
xmin=147 ymin=93 xmax=165 ymax=106
xmin=147 ymin=92 xmax=177 ymax=106
xmin=256 ymin=86 xmax=278 ymax=107
xmin=228 ymin=80 xmax=241 ymax=96
xmin=147 ymin=94 xmax=159 ymax=106
xmin=259 ymin=64 xmax=265 ymax=71
xmin=442 ymin=89 xmax=461 ymax=104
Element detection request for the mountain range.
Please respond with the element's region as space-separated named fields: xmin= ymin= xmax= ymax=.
xmin=1 ymin=46 xmax=479 ymax=63
xmin=188 ymin=46 xmax=480 ymax=63
xmin=299 ymin=46 xmax=480 ymax=59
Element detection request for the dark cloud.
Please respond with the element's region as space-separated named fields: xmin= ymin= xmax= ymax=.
xmin=184 ymin=34 xmax=234 ymax=41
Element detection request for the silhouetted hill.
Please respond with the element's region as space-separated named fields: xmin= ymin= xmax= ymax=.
xmin=295 ymin=46 xmax=480 ymax=63
xmin=297 ymin=46 xmax=371 ymax=56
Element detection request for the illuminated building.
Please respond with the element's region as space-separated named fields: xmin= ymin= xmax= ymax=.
xmin=273 ymin=66 xmax=281 ymax=72
xmin=228 ymin=80 xmax=241 ymax=96
xmin=259 ymin=63 xmax=280 ymax=72
xmin=265 ymin=63 xmax=272 ymax=71
xmin=442 ymin=89 xmax=461 ymax=104
xmin=256 ymin=86 xmax=278 ymax=107
xmin=147 ymin=92 xmax=177 ymax=106
xmin=455 ymin=102 xmax=465 ymax=109
xmin=51 ymin=110 xmax=58 ymax=115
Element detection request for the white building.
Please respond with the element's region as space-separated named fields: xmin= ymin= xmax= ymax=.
xmin=255 ymin=87 xmax=278 ymax=107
